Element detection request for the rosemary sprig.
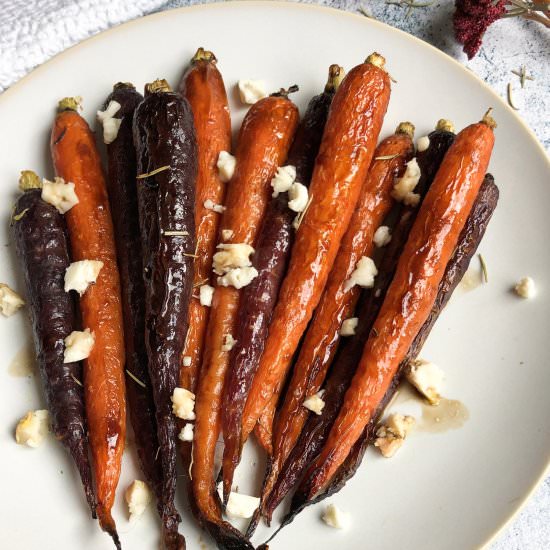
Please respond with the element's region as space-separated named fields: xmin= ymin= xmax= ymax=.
xmin=507 ymin=82 xmax=519 ymax=110
xmin=126 ymin=369 xmax=146 ymax=388
xmin=137 ymin=165 xmax=170 ymax=179
xmin=478 ymin=254 xmax=489 ymax=283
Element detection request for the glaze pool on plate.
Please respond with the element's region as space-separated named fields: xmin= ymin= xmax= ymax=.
xmin=0 ymin=3 xmax=549 ymax=549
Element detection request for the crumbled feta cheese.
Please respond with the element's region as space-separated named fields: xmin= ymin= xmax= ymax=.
xmin=340 ymin=317 xmax=358 ymax=336
xmin=374 ymin=414 xmax=415 ymax=458
xmin=288 ymin=182 xmax=309 ymax=212
xmin=515 ymin=276 xmax=536 ymax=299
xmin=0 ymin=283 xmax=25 ymax=317
xmin=417 ymin=135 xmax=430 ymax=152
xmin=217 ymin=267 xmax=258 ymax=289
xmin=373 ymin=225 xmax=392 ymax=248
xmin=303 ymin=391 xmax=325 ymax=415
xmin=271 ymin=165 xmax=297 ymax=197
xmin=199 ymin=284 xmax=214 ymax=307
xmin=322 ymin=504 xmax=350 ymax=529
xmin=125 ymin=480 xmax=152 ymax=520
xmin=64 ymin=260 xmax=103 ymax=295
xmin=182 ymin=356 xmax=192 ymax=367
xmin=15 ymin=410 xmax=49 ymax=448
xmin=344 ymin=256 xmax=378 ymax=291
xmin=392 ymin=158 xmax=421 ymax=206
xmin=217 ymin=482 xmax=260 ymax=519
xmin=237 ymin=79 xmax=267 ymax=105
xmin=41 ymin=177 xmax=79 ymax=214
xmin=204 ymin=199 xmax=226 ymax=213
xmin=406 ymin=358 xmax=445 ymax=406
xmin=221 ymin=229 xmax=234 ymax=241
xmin=178 ymin=423 xmax=194 ymax=442
xmin=222 ymin=334 xmax=236 ymax=352
xmin=63 ymin=329 xmax=95 ymax=363
xmin=97 ymin=100 xmax=122 ymax=145
xmin=171 ymin=387 xmax=196 ymax=420
xmin=212 ymin=243 xmax=255 ymax=275
xmin=217 ymin=151 xmax=236 ymax=183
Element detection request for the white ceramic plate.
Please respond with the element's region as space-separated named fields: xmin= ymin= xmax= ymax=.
xmin=1 ymin=2 xmax=548 ymax=549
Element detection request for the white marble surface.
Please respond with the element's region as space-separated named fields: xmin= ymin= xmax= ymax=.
xmin=0 ymin=1 xmax=548 ymax=548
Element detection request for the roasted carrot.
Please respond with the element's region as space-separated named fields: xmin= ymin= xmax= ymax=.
xmin=258 ymin=121 xmax=415 ymax=504
xmin=12 ymin=172 xmax=96 ymax=517
xmin=178 ymin=47 xmax=231 ymax=400
xmin=191 ymin=89 xmax=298 ymax=541
xmin=51 ymin=98 xmax=126 ymax=548
xmin=221 ymin=65 xmax=344 ymax=497
xmin=133 ymin=79 xmax=197 ymax=550
xmin=241 ymin=53 xmax=391 ymax=450
xmin=298 ymin=111 xmax=496 ymax=501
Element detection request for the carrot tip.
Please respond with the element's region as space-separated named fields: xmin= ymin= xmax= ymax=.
xmin=325 ymin=65 xmax=345 ymax=93
xmin=57 ymin=96 xmax=82 ymax=112
xmin=145 ymin=79 xmax=172 ymax=94
xmin=395 ymin=121 xmax=415 ymax=139
xmin=18 ymin=170 xmax=42 ymax=191
xmin=365 ymin=52 xmax=386 ymax=70
xmin=192 ymin=46 xmax=217 ymax=64
xmin=481 ymin=108 xmax=497 ymax=129
xmin=436 ymin=118 xmax=455 ymax=133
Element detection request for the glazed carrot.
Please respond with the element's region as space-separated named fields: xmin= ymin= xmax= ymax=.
xmin=241 ymin=53 xmax=391 ymax=446
xmin=178 ymin=47 xmax=231 ymax=400
xmin=298 ymin=111 xmax=496 ymax=501
xmin=51 ymin=98 xmax=126 ymax=548
xmin=221 ymin=65 xmax=344 ymax=495
xmin=259 ymin=122 xmax=415 ymax=501
xmin=192 ymin=90 xmax=298 ymax=538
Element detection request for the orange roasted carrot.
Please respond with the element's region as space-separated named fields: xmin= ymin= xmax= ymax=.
xmin=51 ymin=98 xmax=126 ymax=548
xmin=241 ymin=53 xmax=391 ymax=445
xmin=178 ymin=48 xmax=231 ymax=398
xmin=299 ymin=111 xmax=496 ymax=500
xmin=192 ymin=91 xmax=298 ymax=533
xmin=260 ymin=122 xmax=415 ymax=502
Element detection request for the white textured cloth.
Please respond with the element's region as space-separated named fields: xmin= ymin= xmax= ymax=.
xmin=0 ymin=1 xmax=548 ymax=548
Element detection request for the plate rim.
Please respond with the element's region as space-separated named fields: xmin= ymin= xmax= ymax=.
xmin=1 ymin=2 xmax=548 ymax=548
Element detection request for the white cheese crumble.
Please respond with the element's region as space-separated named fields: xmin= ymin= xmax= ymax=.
xmin=515 ymin=276 xmax=536 ymax=299
xmin=63 ymin=329 xmax=95 ymax=363
xmin=237 ymin=79 xmax=267 ymax=105
xmin=288 ymin=182 xmax=309 ymax=212
xmin=322 ymin=504 xmax=350 ymax=529
xmin=97 ymin=100 xmax=122 ymax=145
xmin=178 ymin=423 xmax=194 ymax=442
xmin=373 ymin=225 xmax=392 ymax=248
xmin=344 ymin=256 xmax=378 ymax=292
xmin=217 ymin=482 xmax=260 ymax=519
xmin=199 ymin=284 xmax=214 ymax=307
xmin=64 ymin=260 xmax=104 ymax=295
xmin=221 ymin=334 xmax=236 ymax=352
xmin=217 ymin=267 xmax=259 ymax=289
xmin=212 ymin=243 xmax=254 ymax=275
xmin=217 ymin=151 xmax=236 ymax=183
xmin=125 ymin=480 xmax=152 ymax=521
xmin=271 ymin=165 xmax=296 ymax=197
xmin=182 ymin=356 xmax=192 ymax=367
xmin=171 ymin=387 xmax=196 ymax=420
xmin=406 ymin=358 xmax=445 ymax=405
xmin=15 ymin=410 xmax=49 ymax=448
xmin=0 ymin=283 xmax=25 ymax=317
xmin=221 ymin=229 xmax=234 ymax=241
xmin=41 ymin=177 xmax=79 ymax=214
xmin=303 ymin=390 xmax=325 ymax=415
xmin=417 ymin=135 xmax=430 ymax=152
xmin=392 ymin=158 xmax=421 ymax=206
xmin=374 ymin=414 xmax=415 ymax=458
xmin=340 ymin=317 xmax=358 ymax=336
xmin=204 ymin=199 xmax=226 ymax=214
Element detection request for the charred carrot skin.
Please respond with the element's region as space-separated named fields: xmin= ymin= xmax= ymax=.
xmin=178 ymin=48 xmax=231 ymax=398
xmin=241 ymin=53 xmax=391 ymax=446
xmin=12 ymin=183 xmax=96 ymax=517
xmin=192 ymin=91 xmax=298 ymax=537
xmin=299 ymin=114 xmax=496 ymax=502
xmin=221 ymin=66 xmax=343 ymax=498
xmin=51 ymin=101 xmax=126 ymax=548
xmin=133 ymin=80 xmax=197 ymax=550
